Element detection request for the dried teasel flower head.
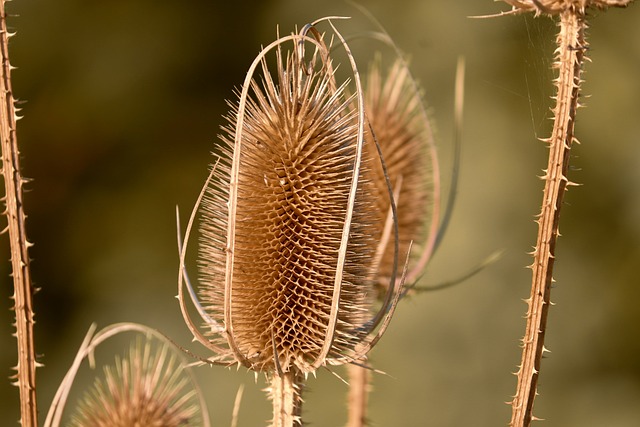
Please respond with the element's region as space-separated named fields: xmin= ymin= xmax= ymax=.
xmin=44 ymin=323 xmax=209 ymax=427
xmin=178 ymin=19 xmax=403 ymax=376
xmin=70 ymin=340 xmax=201 ymax=427
xmin=499 ymin=0 xmax=634 ymax=15
xmin=362 ymin=56 xmax=439 ymax=290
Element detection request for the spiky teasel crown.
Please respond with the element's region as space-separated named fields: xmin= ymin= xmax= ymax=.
xmin=180 ymin=20 xmax=403 ymax=376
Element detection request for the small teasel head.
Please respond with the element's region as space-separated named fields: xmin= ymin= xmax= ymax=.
xmin=362 ymin=56 xmax=439 ymax=290
xmin=70 ymin=338 xmax=201 ymax=427
xmin=178 ymin=19 xmax=403 ymax=377
xmin=44 ymin=323 xmax=208 ymax=427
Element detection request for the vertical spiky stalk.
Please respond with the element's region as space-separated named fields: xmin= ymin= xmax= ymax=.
xmin=489 ymin=1 xmax=635 ymax=426
xmin=269 ymin=371 xmax=304 ymax=427
xmin=0 ymin=1 xmax=38 ymax=426
xmin=510 ymin=10 xmax=586 ymax=426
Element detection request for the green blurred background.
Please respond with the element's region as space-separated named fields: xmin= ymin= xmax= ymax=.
xmin=1 ymin=1 xmax=639 ymax=425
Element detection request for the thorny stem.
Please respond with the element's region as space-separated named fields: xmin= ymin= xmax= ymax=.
xmin=269 ymin=371 xmax=304 ymax=427
xmin=510 ymin=10 xmax=585 ymax=427
xmin=0 ymin=1 xmax=38 ymax=426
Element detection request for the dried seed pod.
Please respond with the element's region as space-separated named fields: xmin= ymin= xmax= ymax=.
xmin=44 ymin=323 xmax=209 ymax=427
xmin=179 ymin=21 xmax=402 ymax=379
xmin=70 ymin=339 xmax=201 ymax=427
xmin=363 ymin=57 xmax=438 ymax=290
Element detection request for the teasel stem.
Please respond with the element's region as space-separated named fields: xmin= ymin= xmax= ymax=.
xmin=268 ymin=371 xmax=304 ymax=427
xmin=346 ymin=364 xmax=370 ymax=427
xmin=0 ymin=1 xmax=38 ymax=426
xmin=482 ymin=2 xmax=635 ymax=425
xmin=510 ymin=8 xmax=586 ymax=427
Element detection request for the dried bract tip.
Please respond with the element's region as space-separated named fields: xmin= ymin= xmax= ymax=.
xmin=184 ymin=21 xmax=402 ymax=377
xmin=70 ymin=338 xmax=202 ymax=427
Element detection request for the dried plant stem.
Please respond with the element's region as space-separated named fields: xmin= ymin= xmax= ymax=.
xmin=346 ymin=364 xmax=370 ymax=427
xmin=0 ymin=1 xmax=38 ymax=426
xmin=510 ymin=10 xmax=586 ymax=427
xmin=269 ymin=371 xmax=304 ymax=427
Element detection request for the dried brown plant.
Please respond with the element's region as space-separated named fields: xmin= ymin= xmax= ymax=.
xmin=178 ymin=18 xmax=404 ymax=427
xmin=12 ymin=2 xmax=637 ymax=425
xmin=486 ymin=1 xmax=636 ymax=426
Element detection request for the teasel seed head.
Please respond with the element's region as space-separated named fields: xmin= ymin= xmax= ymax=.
xmin=362 ymin=56 xmax=439 ymax=290
xmin=178 ymin=20 xmax=403 ymax=377
xmin=44 ymin=324 xmax=208 ymax=427
xmin=69 ymin=338 xmax=202 ymax=427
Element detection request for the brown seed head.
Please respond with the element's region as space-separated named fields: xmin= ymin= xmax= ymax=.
xmin=362 ymin=57 xmax=438 ymax=290
xmin=193 ymin=25 xmax=398 ymax=375
xmin=70 ymin=339 xmax=201 ymax=427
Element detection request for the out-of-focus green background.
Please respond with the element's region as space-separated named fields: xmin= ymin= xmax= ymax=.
xmin=1 ymin=1 xmax=639 ymax=425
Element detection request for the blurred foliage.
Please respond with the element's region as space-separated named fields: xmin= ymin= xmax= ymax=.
xmin=1 ymin=1 xmax=639 ymax=425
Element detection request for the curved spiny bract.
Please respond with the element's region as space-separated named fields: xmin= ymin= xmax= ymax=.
xmin=197 ymin=29 xmax=382 ymax=375
xmin=363 ymin=57 xmax=438 ymax=290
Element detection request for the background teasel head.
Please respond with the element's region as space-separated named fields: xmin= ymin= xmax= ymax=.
xmin=70 ymin=340 xmax=200 ymax=427
xmin=362 ymin=56 xmax=439 ymax=290
xmin=177 ymin=19 xmax=403 ymax=377
xmin=44 ymin=323 xmax=209 ymax=427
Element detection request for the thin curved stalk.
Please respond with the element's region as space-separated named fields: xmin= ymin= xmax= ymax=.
xmin=345 ymin=2 xmax=442 ymax=282
xmin=312 ymin=18 xmax=380 ymax=370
